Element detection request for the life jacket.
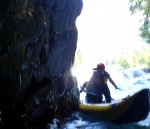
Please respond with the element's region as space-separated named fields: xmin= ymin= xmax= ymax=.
xmin=86 ymin=81 xmax=96 ymax=93
xmin=93 ymin=71 xmax=109 ymax=86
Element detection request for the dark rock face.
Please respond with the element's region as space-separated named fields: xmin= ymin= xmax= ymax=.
xmin=0 ymin=0 xmax=82 ymax=128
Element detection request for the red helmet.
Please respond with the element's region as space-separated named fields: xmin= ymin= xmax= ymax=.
xmin=97 ymin=63 xmax=105 ymax=70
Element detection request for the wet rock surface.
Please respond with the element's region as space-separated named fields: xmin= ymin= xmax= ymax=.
xmin=0 ymin=0 xmax=83 ymax=128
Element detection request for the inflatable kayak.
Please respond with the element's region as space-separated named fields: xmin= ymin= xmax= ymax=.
xmin=79 ymin=88 xmax=150 ymax=124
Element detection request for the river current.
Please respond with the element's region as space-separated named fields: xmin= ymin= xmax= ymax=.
xmin=60 ymin=67 xmax=150 ymax=129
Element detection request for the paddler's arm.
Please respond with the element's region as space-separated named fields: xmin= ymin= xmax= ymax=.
xmin=79 ymin=85 xmax=85 ymax=93
xmin=79 ymin=82 xmax=87 ymax=93
xmin=108 ymin=76 xmax=120 ymax=90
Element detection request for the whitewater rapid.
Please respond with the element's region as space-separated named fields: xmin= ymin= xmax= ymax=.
xmin=72 ymin=67 xmax=150 ymax=102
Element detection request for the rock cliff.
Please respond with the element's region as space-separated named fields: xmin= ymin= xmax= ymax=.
xmin=0 ymin=0 xmax=83 ymax=128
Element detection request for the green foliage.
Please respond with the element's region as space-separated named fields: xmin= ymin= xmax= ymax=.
xmin=139 ymin=46 xmax=150 ymax=67
xmin=104 ymin=44 xmax=150 ymax=68
xmin=118 ymin=55 xmax=132 ymax=68
xmin=73 ymin=45 xmax=150 ymax=69
xmin=117 ymin=45 xmax=150 ymax=68
xmin=129 ymin=0 xmax=150 ymax=44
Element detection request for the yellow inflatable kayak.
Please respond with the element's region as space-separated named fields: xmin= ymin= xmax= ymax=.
xmin=79 ymin=89 xmax=150 ymax=124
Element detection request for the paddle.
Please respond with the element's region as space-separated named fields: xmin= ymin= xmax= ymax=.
xmin=82 ymin=90 xmax=97 ymax=96
xmin=82 ymin=90 xmax=115 ymax=101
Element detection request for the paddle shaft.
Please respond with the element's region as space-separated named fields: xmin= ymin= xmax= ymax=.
xmin=83 ymin=90 xmax=97 ymax=96
xmin=83 ymin=90 xmax=115 ymax=100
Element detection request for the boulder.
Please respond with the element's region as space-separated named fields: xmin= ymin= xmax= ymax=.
xmin=0 ymin=0 xmax=83 ymax=128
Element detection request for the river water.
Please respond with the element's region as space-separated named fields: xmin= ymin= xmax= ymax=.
xmin=60 ymin=68 xmax=150 ymax=129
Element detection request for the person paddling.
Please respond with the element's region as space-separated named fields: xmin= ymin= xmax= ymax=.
xmin=80 ymin=81 xmax=101 ymax=103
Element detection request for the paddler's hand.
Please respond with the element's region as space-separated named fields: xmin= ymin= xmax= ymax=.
xmin=115 ymin=86 xmax=121 ymax=90
xmin=79 ymin=89 xmax=86 ymax=93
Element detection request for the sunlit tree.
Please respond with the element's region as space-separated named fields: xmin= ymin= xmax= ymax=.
xmin=129 ymin=0 xmax=150 ymax=44
xmin=73 ymin=49 xmax=83 ymax=69
xmin=118 ymin=55 xmax=131 ymax=68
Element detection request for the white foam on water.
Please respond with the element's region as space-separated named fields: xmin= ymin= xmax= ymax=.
xmin=72 ymin=67 xmax=150 ymax=102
